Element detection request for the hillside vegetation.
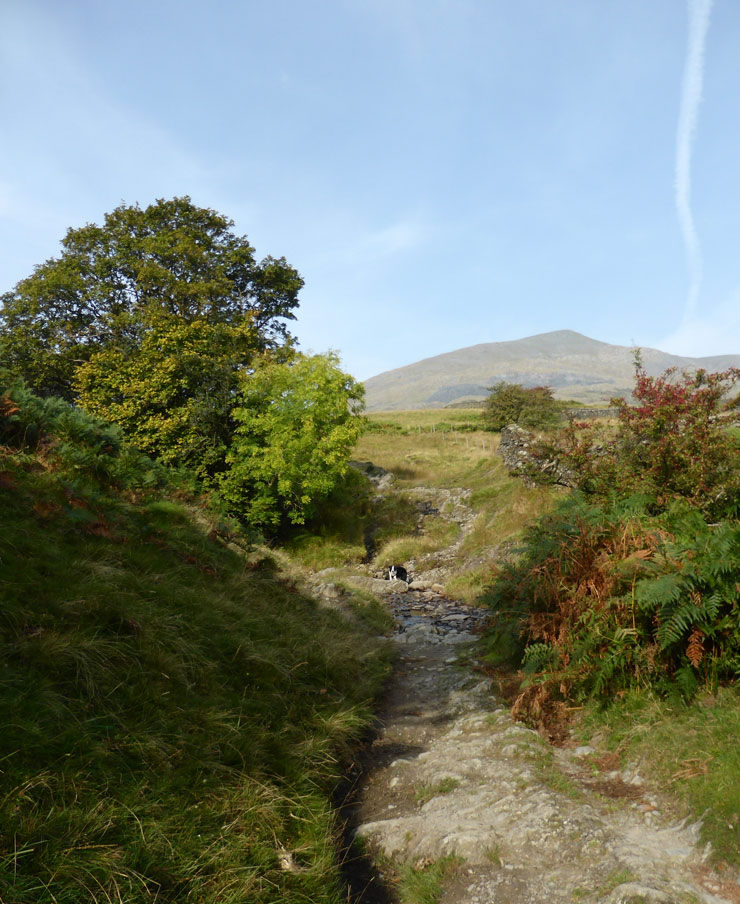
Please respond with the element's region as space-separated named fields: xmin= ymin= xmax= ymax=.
xmin=0 ymin=198 xmax=385 ymax=903
xmin=478 ymin=364 xmax=740 ymax=864
xmin=0 ymin=390 xmax=391 ymax=903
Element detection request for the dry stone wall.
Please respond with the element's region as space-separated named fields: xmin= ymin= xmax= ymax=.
xmin=497 ymin=424 xmax=576 ymax=487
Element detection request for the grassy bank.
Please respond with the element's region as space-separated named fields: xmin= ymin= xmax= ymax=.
xmin=0 ymin=428 xmax=391 ymax=901
xmin=576 ymin=687 xmax=740 ymax=866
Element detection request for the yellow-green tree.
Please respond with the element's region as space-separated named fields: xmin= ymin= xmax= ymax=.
xmin=217 ymin=353 xmax=365 ymax=530
xmin=75 ymin=312 xmax=260 ymax=479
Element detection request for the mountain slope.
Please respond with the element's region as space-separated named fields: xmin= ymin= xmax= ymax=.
xmin=363 ymin=330 xmax=740 ymax=410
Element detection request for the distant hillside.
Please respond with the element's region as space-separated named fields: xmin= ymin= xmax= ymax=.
xmin=363 ymin=330 xmax=740 ymax=411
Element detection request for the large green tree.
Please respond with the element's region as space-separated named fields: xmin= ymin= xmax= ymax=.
xmin=1 ymin=199 xmax=368 ymax=529
xmin=0 ymin=196 xmax=302 ymax=399
xmin=217 ymin=353 xmax=365 ymax=530
xmin=75 ymin=311 xmax=259 ymax=479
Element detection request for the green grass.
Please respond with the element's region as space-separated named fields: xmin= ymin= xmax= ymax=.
xmin=356 ymin=414 xmax=497 ymax=489
xmin=596 ymin=868 xmax=637 ymax=895
xmin=397 ymin=855 xmax=463 ymax=904
xmin=578 ymin=687 xmax=740 ymax=868
xmin=366 ymin=409 xmax=485 ymax=434
xmin=282 ymin=532 xmax=367 ymax=570
xmin=375 ymin=518 xmax=460 ymax=569
xmin=528 ymin=747 xmax=584 ymax=800
xmin=334 ymin=582 xmax=396 ymax=635
xmin=0 ymin=445 xmax=392 ymax=903
xmin=413 ymin=777 xmax=460 ymax=805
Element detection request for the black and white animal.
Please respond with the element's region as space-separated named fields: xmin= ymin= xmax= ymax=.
xmin=387 ymin=564 xmax=409 ymax=582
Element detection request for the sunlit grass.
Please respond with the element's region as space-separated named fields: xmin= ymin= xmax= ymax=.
xmin=356 ymin=412 xmax=496 ymax=489
xmin=397 ymin=855 xmax=463 ymax=904
xmin=352 ymin=410 xmax=558 ymax=603
xmin=579 ymin=687 xmax=740 ymax=868
xmin=283 ymin=533 xmax=367 ymax=570
xmin=375 ymin=518 xmax=460 ymax=568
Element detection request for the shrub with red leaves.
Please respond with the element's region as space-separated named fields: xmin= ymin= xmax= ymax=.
xmin=560 ymin=363 xmax=740 ymax=518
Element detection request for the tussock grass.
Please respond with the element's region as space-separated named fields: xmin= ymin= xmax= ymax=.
xmin=334 ymin=583 xmax=396 ymax=635
xmin=0 ymin=445 xmax=392 ymax=903
xmin=283 ymin=532 xmax=367 ymax=570
xmin=375 ymin=519 xmax=460 ymax=568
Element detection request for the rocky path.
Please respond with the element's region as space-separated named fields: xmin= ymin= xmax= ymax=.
xmin=343 ymin=481 xmax=739 ymax=904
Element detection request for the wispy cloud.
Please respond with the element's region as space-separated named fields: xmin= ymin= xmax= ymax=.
xmin=310 ymin=215 xmax=428 ymax=270
xmin=675 ymin=0 xmax=713 ymax=321
xmin=657 ymin=290 xmax=740 ymax=357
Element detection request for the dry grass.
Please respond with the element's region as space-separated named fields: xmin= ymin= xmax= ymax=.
xmin=357 ymin=411 xmax=494 ymax=488
xmin=374 ymin=518 xmax=460 ymax=568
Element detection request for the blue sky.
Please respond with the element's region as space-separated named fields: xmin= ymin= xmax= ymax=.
xmin=1 ymin=0 xmax=738 ymax=380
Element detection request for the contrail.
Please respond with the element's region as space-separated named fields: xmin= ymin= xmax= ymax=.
xmin=675 ymin=0 xmax=713 ymax=321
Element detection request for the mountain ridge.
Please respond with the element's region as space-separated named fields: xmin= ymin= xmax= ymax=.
xmin=362 ymin=330 xmax=740 ymax=411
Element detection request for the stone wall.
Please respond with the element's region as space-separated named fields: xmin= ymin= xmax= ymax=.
xmin=565 ymin=407 xmax=618 ymax=420
xmin=497 ymin=424 xmax=576 ymax=488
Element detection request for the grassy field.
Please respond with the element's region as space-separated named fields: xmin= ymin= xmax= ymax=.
xmin=4 ymin=400 xmax=736 ymax=901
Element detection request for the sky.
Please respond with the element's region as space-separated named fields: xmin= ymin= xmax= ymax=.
xmin=1 ymin=0 xmax=739 ymax=381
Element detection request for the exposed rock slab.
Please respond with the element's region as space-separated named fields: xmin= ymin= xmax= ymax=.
xmin=354 ymin=594 xmax=737 ymax=904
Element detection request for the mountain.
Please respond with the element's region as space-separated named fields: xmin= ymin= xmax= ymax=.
xmin=362 ymin=330 xmax=740 ymax=411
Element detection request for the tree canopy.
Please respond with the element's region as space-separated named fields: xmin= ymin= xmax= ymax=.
xmin=0 ymin=196 xmax=302 ymax=399
xmin=75 ymin=311 xmax=259 ymax=479
xmin=0 ymin=198 xmax=368 ymax=531
xmin=217 ymin=352 xmax=365 ymax=530
xmin=483 ymin=381 xmax=560 ymax=432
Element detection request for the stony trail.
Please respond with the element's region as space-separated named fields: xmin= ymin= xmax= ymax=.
xmin=338 ymin=479 xmax=739 ymax=904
